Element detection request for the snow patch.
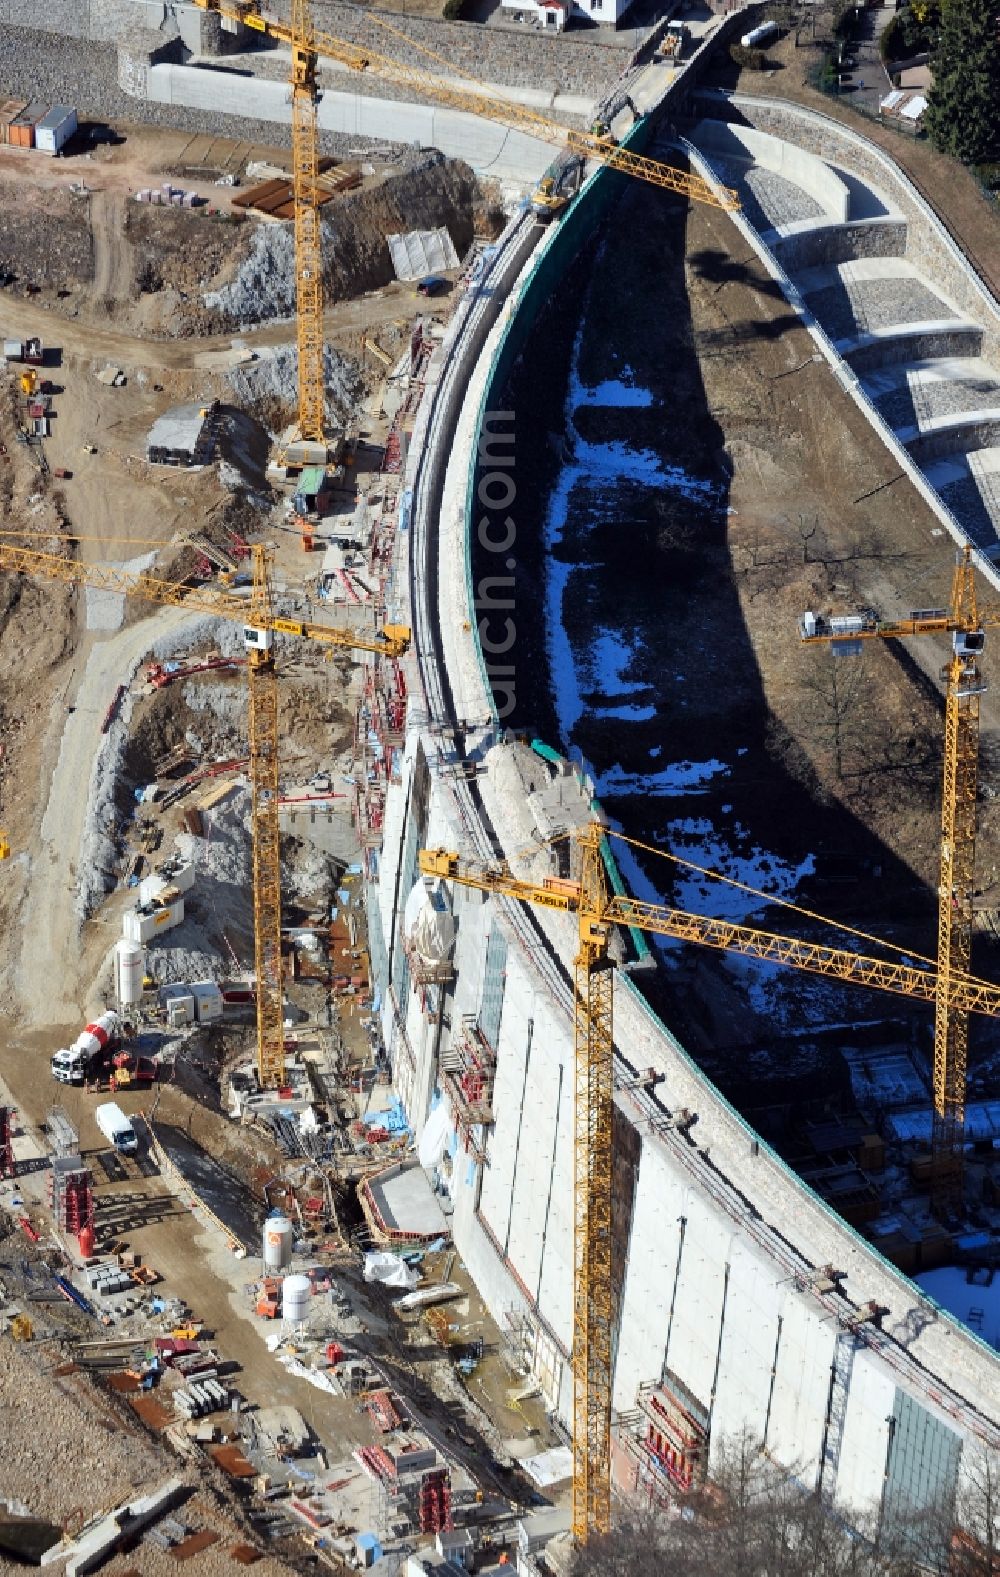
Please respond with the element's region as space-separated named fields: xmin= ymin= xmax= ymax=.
xmin=916 ymin=1265 xmax=1000 ymax=1348
xmin=666 ymin=818 xmax=815 ymax=919
xmin=597 ymin=759 xmax=730 ymax=798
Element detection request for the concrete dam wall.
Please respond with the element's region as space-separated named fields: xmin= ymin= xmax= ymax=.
xmin=366 ymin=27 xmax=1000 ymax=1545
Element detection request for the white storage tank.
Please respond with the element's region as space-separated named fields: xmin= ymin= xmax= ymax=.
xmin=114 ymin=939 xmax=145 ymax=1007
xmin=190 ymin=981 xmax=224 ymax=1023
xmin=282 ymin=1273 xmax=311 ymax=1324
xmin=263 ymin=1212 xmax=294 ymax=1271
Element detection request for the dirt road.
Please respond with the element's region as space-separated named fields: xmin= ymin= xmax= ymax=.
xmin=90 ymin=188 xmax=134 ymax=308
xmin=0 ymin=285 xmax=416 ymax=372
xmin=16 ymin=608 xmax=205 ymax=1027
xmin=0 ymin=134 xmax=244 ymax=213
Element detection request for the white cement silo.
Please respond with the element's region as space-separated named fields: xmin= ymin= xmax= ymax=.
xmin=115 ymin=939 xmax=145 ymax=1008
xmin=282 ymin=1273 xmax=311 ymax=1325
xmin=262 ymin=1213 xmax=293 ymax=1272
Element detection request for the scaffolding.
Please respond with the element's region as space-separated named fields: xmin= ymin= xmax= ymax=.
xmin=353 ymin=655 xmax=408 ymax=854
xmin=440 ymin=1016 xmax=496 ymax=1159
xmin=615 ymin=1377 xmax=710 ymax=1506
xmin=48 ymin=1156 xmax=94 ymax=1235
xmin=0 ymin=1107 xmax=14 ymax=1179
xmin=46 ymin=1106 xmax=79 ymax=1159
xmin=417 ymin=1467 xmax=452 ymax=1534
xmin=501 ymin=1307 xmax=532 ymax=1376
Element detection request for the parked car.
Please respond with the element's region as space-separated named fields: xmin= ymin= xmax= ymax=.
xmin=415 ymin=275 xmax=448 ymax=297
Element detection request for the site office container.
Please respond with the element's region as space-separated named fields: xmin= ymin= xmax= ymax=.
xmin=35 ymin=106 xmax=77 ymax=156
xmin=0 ymin=102 xmax=27 ymax=146
xmin=9 ymin=103 xmax=50 ymax=149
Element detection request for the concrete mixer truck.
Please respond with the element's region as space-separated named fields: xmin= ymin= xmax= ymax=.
xmin=51 ymin=1011 xmax=121 ymax=1086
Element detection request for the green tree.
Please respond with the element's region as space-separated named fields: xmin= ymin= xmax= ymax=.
xmin=925 ymin=0 xmax=1000 ymax=163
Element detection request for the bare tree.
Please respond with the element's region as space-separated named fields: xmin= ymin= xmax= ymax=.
xmin=953 ymin=1447 xmax=1000 ymax=1576
xmin=798 ymin=654 xmax=867 ymax=781
xmin=572 ymin=1430 xmax=949 ymax=1577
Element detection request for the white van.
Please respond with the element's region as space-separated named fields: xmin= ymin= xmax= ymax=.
xmin=94 ymin=1101 xmax=138 ymax=1156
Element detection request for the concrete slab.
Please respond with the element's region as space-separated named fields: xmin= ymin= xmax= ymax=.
xmin=925 ymin=446 xmax=1000 ymax=544
xmin=796 ymin=256 xmax=955 ymax=294
xmin=366 ymin=1162 xmax=447 ymax=1238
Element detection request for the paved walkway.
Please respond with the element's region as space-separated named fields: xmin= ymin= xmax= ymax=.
xmin=833 ymin=2 xmax=896 ymax=117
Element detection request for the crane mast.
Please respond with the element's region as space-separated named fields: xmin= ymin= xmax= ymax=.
xmin=290 ymin=0 xmax=327 ymax=450
xmin=573 ymin=823 xmax=614 ymax=1541
xmin=800 ymin=546 xmax=989 ymax=1211
xmin=933 ymin=551 xmax=983 ymax=1207
xmin=246 ymin=547 xmax=286 ymax=1088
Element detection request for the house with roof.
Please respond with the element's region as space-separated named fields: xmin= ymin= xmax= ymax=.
xmin=499 ymin=0 xmax=632 ymax=31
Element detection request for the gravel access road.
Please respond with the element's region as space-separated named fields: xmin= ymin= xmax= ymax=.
xmin=16 ymin=608 xmax=199 ymax=1027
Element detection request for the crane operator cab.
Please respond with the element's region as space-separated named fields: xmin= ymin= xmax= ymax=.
xmin=244 ymin=625 xmax=273 ymax=654
xmin=954 ymin=628 xmax=985 ymax=659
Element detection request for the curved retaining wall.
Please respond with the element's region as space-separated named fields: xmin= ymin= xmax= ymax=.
xmin=371 ymin=45 xmax=1000 ymax=1544
xmin=691 ymin=117 xmax=851 ymax=222
xmin=685 ymin=93 xmax=1000 ymax=580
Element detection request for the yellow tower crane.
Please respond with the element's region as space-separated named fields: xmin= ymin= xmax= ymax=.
xmin=420 ymin=821 xmax=1000 ymax=1543
xmin=193 ymin=0 xmax=738 ymax=211
xmin=0 ymin=537 xmax=408 ymax=1088
xmin=799 ymin=545 xmax=996 ymax=1211
xmin=191 ymin=0 xmax=738 ymax=464
xmin=290 ymin=0 xmax=325 ymax=453
xmin=194 ymin=0 xmax=328 ymax=471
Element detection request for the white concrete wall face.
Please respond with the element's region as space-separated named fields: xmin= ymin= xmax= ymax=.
xmin=706 ymin=1242 xmax=785 ymax=1447
xmin=146 ymin=65 xmax=555 ymax=181
xmin=765 ymin=1292 xmax=838 ymax=1489
xmin=834 ymin=1351 xmax=896 ymax=1515
xmin=373 ymin=729 xmax=980 ymax=1526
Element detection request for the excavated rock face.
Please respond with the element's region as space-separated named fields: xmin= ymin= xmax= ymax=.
xmin=204 ymin=151 xmax=480 ymax=326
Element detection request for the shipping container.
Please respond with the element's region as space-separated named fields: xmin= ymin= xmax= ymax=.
xmin=0 ymin=102 xmax=27 ymax=146
xmin=35 ymin=105 xmax=77 ymax=156
xmin=9 ymin=103 xmax=48 ymax=149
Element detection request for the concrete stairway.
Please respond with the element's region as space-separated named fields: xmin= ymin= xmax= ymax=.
xmin=687 ymin=116 xmax=1000 ymax=547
